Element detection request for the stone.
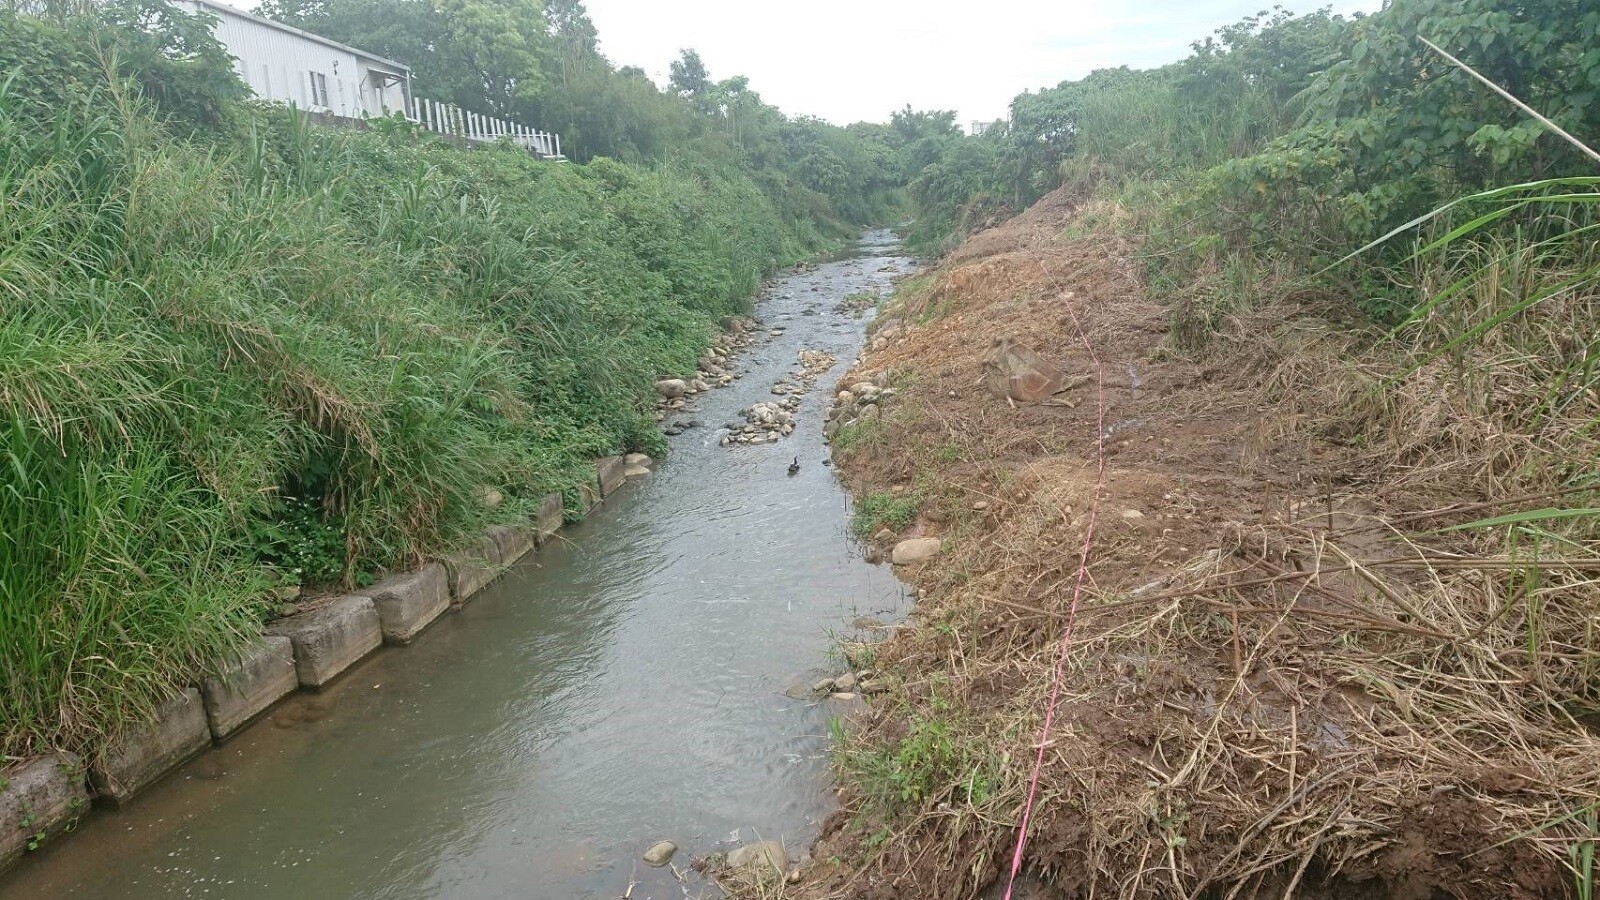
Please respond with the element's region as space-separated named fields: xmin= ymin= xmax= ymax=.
xmin=852 ymin=616 xmax=885 ymax=630
xmin=872 ymin=528 xmax=895 ymax=543
xmin=654 ymin=379 xmax=687 ymax=399
xmin=475 ymin=486 xmax=504 ymax=509
xmin=983 ymin=337 xmax=1085 ymax=403
xmin=832 ymin=672 xmax=857 ymax=692
xmin=90 ymin=689 xmax=211 ymax=804
xmin=811 ymin=677 xmax=836 ymax=694
xmin=1 ymin=754 xmax=86 ymax=868
xmin=267 ymin=595 xmax=383 ymax=688
xmin=485 ymin=525 xmax=535 ymax=566
xmin=578 ymin=480 xmax=599 ymax=515
xmin=363 ymin=564 xmax=450 ymax=644
xmin=533 ymin=492 xmax=564 ymax=546
xmin=624 ymin=465 xmax=651 ymax=478
xmin=859 ymin=679 xmax=887 ymax=695
xmin=727 ymin=840 xmax=788 ymax=874
xmin=1121 ymin=509 xmax=1145 ymax=520
xmin=643 ymin=840 xmax=677 ymax=867
xmin=690 ymin=379 xmax=710 ymax=393
xmin=596 ymin=456 xmax=627 ymax=497
xmin=624 ymin=453 xmax=653 ymax=468
xmin=972 ymin=501 xmax=991 ymax=511
xmin=891 ymin=538 xmax=943 ymax=565
xmin=828 ymin=692 xmax=859 ymax=702
xmin=201 ymin=637 xmax=297 ymax=739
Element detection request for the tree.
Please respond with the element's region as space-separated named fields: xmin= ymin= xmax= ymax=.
xmin=668 ymin=48 xmax=710 ymax=99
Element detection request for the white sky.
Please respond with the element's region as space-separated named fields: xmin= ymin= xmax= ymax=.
xmin=583 ymin=0 xmax=1385 ymax=126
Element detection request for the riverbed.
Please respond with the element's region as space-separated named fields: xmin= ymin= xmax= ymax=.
xmin=0 ymin=230 xmax=915 ymax=900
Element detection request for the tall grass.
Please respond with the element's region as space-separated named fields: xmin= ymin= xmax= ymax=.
xmin=0 ymin=50 xmax=810 ymax=757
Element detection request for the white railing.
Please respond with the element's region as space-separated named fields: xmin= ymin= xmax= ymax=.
xmin=407 ymin=97 xmax=564 ymax=160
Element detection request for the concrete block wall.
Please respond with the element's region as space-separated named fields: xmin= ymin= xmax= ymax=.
xmin=0 ymin=455 xmax=654 ymax=872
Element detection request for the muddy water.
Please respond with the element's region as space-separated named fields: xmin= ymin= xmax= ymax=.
xmin=1 ymin=231 xmax=915 ymax=900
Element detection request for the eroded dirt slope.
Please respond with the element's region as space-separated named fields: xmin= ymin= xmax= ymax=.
xmin=784 ymin=188 xmax=1598 ymax=900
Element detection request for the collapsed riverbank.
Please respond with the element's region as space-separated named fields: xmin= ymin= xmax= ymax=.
xmin=772 ymin=188 xmax=1600 ymax=900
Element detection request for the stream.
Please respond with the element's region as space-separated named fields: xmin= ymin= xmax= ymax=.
xmin=0 ymin=230 xmax=916 ymax=900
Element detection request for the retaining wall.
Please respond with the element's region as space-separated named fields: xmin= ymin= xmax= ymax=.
xmin=0 ymin=456 xmax=651 ymax=872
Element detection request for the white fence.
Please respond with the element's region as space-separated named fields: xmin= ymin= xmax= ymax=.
xmin=408 ymin=97 xmax=564 ymax=160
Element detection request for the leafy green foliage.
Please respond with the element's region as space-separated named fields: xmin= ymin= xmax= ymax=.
xmin=1199 ymin=0 xmax=1600 ymax=260
xmin=254 ymin=0 xmax=907 ymax=228
xmin=248 ymin=498 xmax=349 ymax=586
xmin=838 ymin=704 xmax=1002 ymax=816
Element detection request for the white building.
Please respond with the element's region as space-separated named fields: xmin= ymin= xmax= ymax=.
xmin=186 ymin=0 xmax=411 ymax=120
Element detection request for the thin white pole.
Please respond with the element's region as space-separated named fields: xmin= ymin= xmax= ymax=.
xmin=1420 ymin=36 xmax=1600 ymax=166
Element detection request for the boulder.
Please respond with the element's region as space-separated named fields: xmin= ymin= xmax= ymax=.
xmin=90 ymin=688 xmax=211 ymax=803
xmin=1 ymin=755 xmax=86 ymax=867
xmin=983 ymin=337 xmax=1081 ymax=402
xmin=832 ymin=672 xmax=857 ymax=692
xmin=654 ymin=379 xmax=687 ymax=399
xmin=624 ymin=453 xmax=653 ymax=468
xmin=643 ymin=840 xmax=677 ymax=867
xmin=891 ymin=538 xmax=943 ymax=565
xmin=727 ymin=840 xmax=788 ymax=874
xmin=201 ymin=636 xmax=298 ymax=738
xmin=267 ymin=595 xmax=383 ymax=688
xmin=363 ymin=564 xmax=451 ymax=644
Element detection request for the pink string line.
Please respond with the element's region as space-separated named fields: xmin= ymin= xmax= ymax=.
xmin=1002 ymin=284 xmax=1107 ymax=900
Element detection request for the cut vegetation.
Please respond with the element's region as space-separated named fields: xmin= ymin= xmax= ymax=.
xmin=800 ymin=1 xmax=1600 ymax=898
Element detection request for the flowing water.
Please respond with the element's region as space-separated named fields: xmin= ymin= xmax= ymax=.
xmin=1 ymin=231 xmax=915 ymax=900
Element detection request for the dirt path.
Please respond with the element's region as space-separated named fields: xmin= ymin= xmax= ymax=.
xmin=771 ymin=189 xmax=1597 ymax=900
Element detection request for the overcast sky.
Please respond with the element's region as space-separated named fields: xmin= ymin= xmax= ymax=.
xmin=583 ymin=0 xmax=1385 ymax=127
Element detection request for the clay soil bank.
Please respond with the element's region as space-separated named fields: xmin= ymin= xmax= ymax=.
xmin=775 ymin=189 xmax=1599 ymax=900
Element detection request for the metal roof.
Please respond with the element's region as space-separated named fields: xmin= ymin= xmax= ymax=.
xmin=192 ymin=0 xmax=412 ymax=73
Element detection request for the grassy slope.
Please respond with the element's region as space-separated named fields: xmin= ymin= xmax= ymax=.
xmin=0 ymin=77 xmax=828 ymax=761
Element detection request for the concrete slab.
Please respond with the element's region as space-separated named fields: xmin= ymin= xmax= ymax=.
xmin=364 ymin=563 xmax=450 ymax=644
xmin=533 ymin=492 xmax=564 ymax=546
xmin=200 ymin=637 xmax=297 ymax=740
xmin=596 ymin=455 xmax=627 ymax=497
xmin=267 ymin=595 xmax=382 ymax=688
xmin=578 ymin=480 xmax=599 ymax=515
xmin=485 ymin=525 xmax=534 ymax=567
xmin=1 ymin=754 xmax=86 ymax=870
xmin=89 ymin=689 xmax=210 ymax=804
xmin=443 ymin=535 xmax=498 ymax=604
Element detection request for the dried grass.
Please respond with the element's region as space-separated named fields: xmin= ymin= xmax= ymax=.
xmin=785 ymin=186 xmax=1600 ymax=900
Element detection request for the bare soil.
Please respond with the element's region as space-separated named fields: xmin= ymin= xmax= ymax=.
xmin=780 ymin=188 xmax=1599 ymax=900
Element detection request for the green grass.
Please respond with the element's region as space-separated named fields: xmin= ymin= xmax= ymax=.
xmin=851 ymin=490 xmax=920 ymax=536
xmin=0 ymin=32 xmax=832 ymax=759
xmin=836 ymin=701 xmax=1002 ymax=818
